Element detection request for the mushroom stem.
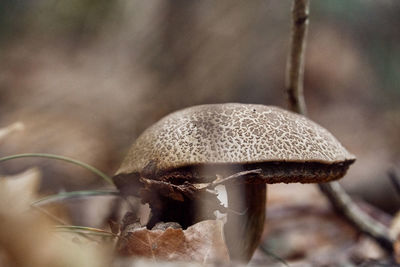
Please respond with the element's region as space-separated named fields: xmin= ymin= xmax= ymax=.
xmin=224 ymin=182 xmax=267 ymax=262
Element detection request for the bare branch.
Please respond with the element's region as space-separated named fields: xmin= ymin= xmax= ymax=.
xmin=210 ymin=169 xmax=262 ymax=187
xmin=285 ymin=0 xmax=309 ymax=115
xmin=284 ymin=0 xmax=394 ymax=252
xmin=319 ymin=182 xmax=394 ymax=251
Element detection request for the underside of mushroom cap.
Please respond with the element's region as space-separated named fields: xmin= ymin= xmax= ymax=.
xmin=113 ymin=160 xmax=353 ymax=198
xmin=115 ymin=103 xmax=355 ymax=185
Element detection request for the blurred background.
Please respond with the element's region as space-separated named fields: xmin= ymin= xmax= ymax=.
xmin=0 ymin=0 xmax=399 ymax=264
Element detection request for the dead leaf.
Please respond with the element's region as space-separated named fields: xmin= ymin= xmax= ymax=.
xmin=0 ymin=168 xmax=41 ymax=213
xmin=0 ymin=169 xmax=111 ymax=267
xmin=390 ymin=212 xmax=400 ymax=264
xmin=113 ymin=258 xmax=208 ymax=267
xmin=395 ymin=237 xmax=400 ymax=264
xmin=117 ymin=220 xmax=230 ymax=264
xmin=390 ymin=211 xmax=400 ymax=239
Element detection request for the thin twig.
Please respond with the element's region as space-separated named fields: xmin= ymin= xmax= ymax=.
xmin=319 ymin=182 xmax=394 ymax=251
xmin=210 ymin=169 xmax=262 ymax=187
xmin=284 ymin=0 xmax=394 ymax=252
xmin=285 ymin=0 xmax=309 ymax=115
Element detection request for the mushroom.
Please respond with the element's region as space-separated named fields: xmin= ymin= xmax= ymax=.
xmin=113 ymin=103 xmax=355 ymax=262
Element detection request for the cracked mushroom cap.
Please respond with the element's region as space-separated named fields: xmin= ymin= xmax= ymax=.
xmin=114 ymin=103 xmax=355 ymax=186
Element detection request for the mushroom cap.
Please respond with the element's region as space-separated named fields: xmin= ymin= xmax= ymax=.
xmin=115 ymin=103 xmax=355 ymax=184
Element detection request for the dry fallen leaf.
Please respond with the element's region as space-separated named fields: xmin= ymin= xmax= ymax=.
xmin=390 ymin=211 xmax=400 ymax=239
xmin=0 ymin=168 xmax=41 ymax=214
xmin=117 ymin=220 xmax=230 ymax=264
xmin=113 ymin=258 xmax=219 ymax=267
xmin=395 ymin=237 xmax=400 ymax=264
xmin=390 ymin=212 xmax=400 ymax=264
xmin=0 ymin=169 xmax=110 ymax=267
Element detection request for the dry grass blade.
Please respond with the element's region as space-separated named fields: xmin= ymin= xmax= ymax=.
xmin=32 ymin=190 xmax=119 ymax=206
xmin=0 ymin=153 xmax=113 ymax=185
xmin=259 ymin=245 xmax=290 ymax=267
xmin=55 ymin=225 xmax=118 ymax=238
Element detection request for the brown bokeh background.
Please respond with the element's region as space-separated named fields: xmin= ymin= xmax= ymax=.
xmin=0 ymin=0 xmax=399 ymax=232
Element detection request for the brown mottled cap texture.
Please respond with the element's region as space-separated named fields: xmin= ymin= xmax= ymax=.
xmin=115 ymin=103 xmax=355 ymax=184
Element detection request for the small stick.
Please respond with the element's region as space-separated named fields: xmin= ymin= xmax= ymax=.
xmin=319 ymin=182 xmax=394 ymax=251
xmin=284 ymin=0 xmax=394 ymax=252
xmin=210 ymin=169 xmax=262 ymax=187
xmin=285 ymin=0 xmax=309 ymax=115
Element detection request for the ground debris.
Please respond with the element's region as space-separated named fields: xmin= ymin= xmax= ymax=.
xmin=117 ymin=219 xmax=230 ymax=264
